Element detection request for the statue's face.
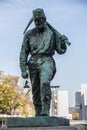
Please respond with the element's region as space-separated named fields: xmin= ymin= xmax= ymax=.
xmin=34 ymin=17 xmax=45 ymax=32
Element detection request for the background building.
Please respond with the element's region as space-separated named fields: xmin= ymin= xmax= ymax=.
xmin=50 ymin=86 xmax=69 ymax=118
xmin=75 ymin=84 xmax=87 ymax=120
xmin=75 ymin=92 xmax=82 ymax=120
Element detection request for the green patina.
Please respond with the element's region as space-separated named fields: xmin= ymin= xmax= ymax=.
xmin=20 ymin=8 xmax=70 ymax=117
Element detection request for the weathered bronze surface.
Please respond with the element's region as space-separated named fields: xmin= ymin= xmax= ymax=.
xmin=6 ymin=117 xmax=70 ymax=127
xmin=20 ymin=8 xmax=70 ymax=116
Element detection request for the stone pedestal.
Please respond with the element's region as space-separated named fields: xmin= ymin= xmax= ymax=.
xmin=2 ymin=117 xmax=86 ymax=130
xmin=0 ymin=126 xmax=87 ymax=130
xmin=6 ymin=116 xmax=69 ymax=127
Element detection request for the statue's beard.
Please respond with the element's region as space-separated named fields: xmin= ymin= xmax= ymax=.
xmin=36 ymin=24 xmax=44 ymax=32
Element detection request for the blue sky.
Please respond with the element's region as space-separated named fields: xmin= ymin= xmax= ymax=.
xmin=0 ymin=0 xmax=87 ymax=106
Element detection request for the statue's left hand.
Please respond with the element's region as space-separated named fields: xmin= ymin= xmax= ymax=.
xmin=60 ymin=35 xmax=67 ymax=50
xmin=60 ymin=35 xmax=71 ymax=46
xmin=60 ymin=41 xmax=67 ymax=51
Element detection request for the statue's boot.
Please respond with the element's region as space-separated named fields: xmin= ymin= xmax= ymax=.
xmin=34 ymin=104 xmax=42 ymax=116
xmin=41 ymin=96 xmax=51 ymax=116
xmin=40 ymin=83 xmax=51 ymax=116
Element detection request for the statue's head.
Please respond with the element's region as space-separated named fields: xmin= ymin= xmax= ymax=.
xmin=33 ymin=8 xmax=46 ymax=32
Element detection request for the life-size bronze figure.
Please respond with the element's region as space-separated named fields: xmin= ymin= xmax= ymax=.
xmin=20 ymin=8 xmax=71 ymax=116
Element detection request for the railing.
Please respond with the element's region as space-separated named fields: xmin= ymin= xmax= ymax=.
xmin=0 ymin=117 xmax=6 ymax=128
xmin=70 ymin=120 xmax=87 ymax=126
xmin=0 ymin=114 xmax=24 ymax=128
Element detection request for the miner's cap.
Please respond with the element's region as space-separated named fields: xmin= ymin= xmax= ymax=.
xmin=33 ymin=8 xmax=46 ymax=19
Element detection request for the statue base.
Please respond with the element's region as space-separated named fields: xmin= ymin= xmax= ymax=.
xmin=6 ymin=116 xmax=70 ymax=127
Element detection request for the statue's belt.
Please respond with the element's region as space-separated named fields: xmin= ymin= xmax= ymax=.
xmin=31 ymin=54 xmax=53 ymax=58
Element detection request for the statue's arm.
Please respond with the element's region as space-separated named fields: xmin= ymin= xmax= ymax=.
xmin=55 ymin=33 xmax=67 ymax=54
xmin=47 ymin=22 xmax=70 ymax=54
xmin=20 ymin=33 xmax=30 ymax=78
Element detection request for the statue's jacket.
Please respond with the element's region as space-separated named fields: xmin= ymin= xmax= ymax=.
xmin=20 ymin=26 xmax=66 ymax=74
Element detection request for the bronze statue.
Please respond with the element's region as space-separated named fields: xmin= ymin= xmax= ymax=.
xmin=20 ymin=8 xmax=71 ymax=116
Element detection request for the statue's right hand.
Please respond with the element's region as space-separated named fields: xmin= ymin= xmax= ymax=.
xmin=21 ymin=71 xmax=28 ymax=79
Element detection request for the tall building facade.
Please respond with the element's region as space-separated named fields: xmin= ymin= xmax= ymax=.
xmin=50 ymin=86 xmax=69 ymax=118
xmin=75 ymin=84 xmax=87 ymax=120
xmin=75 ymin=92 xmax=82 ymax=120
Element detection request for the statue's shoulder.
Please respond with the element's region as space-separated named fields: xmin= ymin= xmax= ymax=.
xmin=25 ymin=28 xmax=36 ymax=37
xmin=47 ymin=26 xmax=54 ymax=35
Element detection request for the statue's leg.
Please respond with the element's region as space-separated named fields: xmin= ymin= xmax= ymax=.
xmin=39 ymin=61 xmax=56 ymax=116
xmin=41 ymin=82 xmax=51 ymax=116
xmin=29 ymin=68 xmax=42 ymax=116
